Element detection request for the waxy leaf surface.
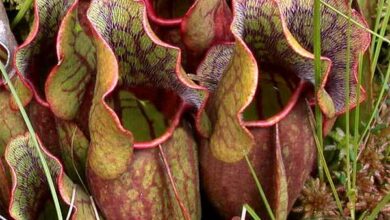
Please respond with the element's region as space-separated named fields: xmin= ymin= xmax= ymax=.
xmin=277 ymin=0 xmax=370 ymax=114
xmin=204 ymin=39 xmax=257 ymax=163
xmin=182 ymin=0 xmax=233 ymax=55
xmin=200 ymin=100 xmax=316 ymax=219
xmin=0 ymin=90 xmax=26 ymax=216
xmin=86 ymin=0 xmax=204 ymax=179
xmin=6 ymin=133 xmax=97 ymax=220
xmin=87 ymin=123 xmax=201 ymax=219
xmin=56 ymin=121 xmax=89 ymax=183
xmin=46 ymin=0 xmax=97 ymax=121
xmin=11 ymin=0 xmax=76 ymax=108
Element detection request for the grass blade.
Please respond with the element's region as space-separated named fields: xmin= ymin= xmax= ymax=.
xmin=70 ymin=128 xmax=89 ymax=193
xmin=314 ymin=0 xmax=324 ymax=180
xmin=345 ymin=1 xmax=353 ymax=218
xmin=244 ymin=155 xmax=275 ymax=220
xmin=351 ymin=53 xmax=364 ymax=216
xmin=243 ymin=204 xmax=261 ymax=220
xmin=90 ymin=197 xmax=100 ymax=220
xmin=240 ymin=205 xmax=247 ymax=220
xmin=11 ymin=0 xmax=33 ymax=28
xmin=366 ymin=192 xmax=390 ymax=220
xmin=306 ymin=101 xmax=344 ymax=215
xmin=65 ymin=186 xmax=76 ymax=220
xmin=359 ymin=60 xmax=390 ymax=143
xmin=370 ymin=0 xmax=390 ymax=77
xmin=158 ymin=145 xmax=191 ymax=220
xmin=0 ymin=63 xmax=63 ymax=219
xmin=370 ymin=0 xmax=386 ymax=56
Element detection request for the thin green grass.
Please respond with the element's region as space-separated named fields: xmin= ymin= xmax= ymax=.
xmin=345 ymin=1 xmax=353 ymax=218
xmin=70 ymin=129 xmax=100 ymax=220
xmin=306 ymin=101 xmax=344 ymax=215
xmin=320 ymin=1 xmax=390 ymax=218
xmin=90 ymin=196 xmax=101 ymax=220
xmin=242 ymin=204 xmax=261 ymax=220
xmin=0 ymin=62 xmax=63 ymax=220
xmin=65 ymin=186 xmax=76 ymax=220
xmin=70 ymin=128 xmax=89 ymax=193
xmin=243 ymin=1 xmax=388 ymax=218
xmin=358 ymin=211 xmax=369 ymax=220
xmin=371 ymin=1 xmax=390 ymax=77
xmin=314 ymin=0 xmax=324 ymax=181
xmin=366 ymin=192 xmax=390 ymax=220
xmin=244 ymin=155 xmax=275 ymax=220
xmin=351 ymin=53 xmax=364 ymax=216
xmin=359 ymin=60 xmax=390 ymax=143
xmin=370 ymin=0 xmax=387 ymax=56
xmin=11 ymin=0 xmax=33 ymax=28
xmin=158 ymin=145 xmax=191 ymax=220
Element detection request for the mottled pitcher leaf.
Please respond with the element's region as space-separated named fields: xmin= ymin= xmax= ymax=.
xmin=87 ymin=38 xmax=132 ymax=180
xmin=5 ymin=133 xmax=97 ymax=220
xmin=205 ymin=39 xmax=257 ymax=163
xmin=231 ymin=0 xmax=334 ymax=116
xmin=318 ymin=88 xmax=336 ymax=118
xmin=87 ymin=0 xmax=201 ymax=107
xmin=200 ymin=100 xmax=316 ymax=219
xmin=46 ymin=0 xmax=96 ymax=120
xmin=196 ymin=43 xmax=235 ymax=92
xmin=60 ymin=178 xmax=102 ymax=220
xmin=0 ymin=89 xmax=26 ymax=213
xmin=273 ymin=124 xmax=288 ymax=220
xmin=196 ymin=0 xmax=333 ymax=138
xmin=0 ymin=90 xmax=26 ymax=158
xmin=182 ymin=0 xmax=233 ymax=54
xmin=56 ymin=121 xmax=89 ymax=183
xmin=86 ymin=0 xmax=206 ymax=179
xmin=10 ymin=0 xmax=76 ymax=108
xmin=28 ymin=101 xmax=61 ymax=157
xmin=87 ymin=123 xmax=201 ymax=219
xmin=277 ymin=0 xmax=370 ymax=114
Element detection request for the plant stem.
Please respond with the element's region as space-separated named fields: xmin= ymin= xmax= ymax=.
xmin=359 ymin=59 xmax=390 ymax=144
xmin=352 ymin=53 xmax=364 ymax=218
xmin=243 ymin=204 xmax=262 ymax=220
xmin=158 ymin=145 xmax=191 ymax=220
xmin=370 ymin=0 xmax=386 ymax=56
xmin=345 ymin=1 xmax=353 ymax=218
xmin=306 ymin=102 xmax=344 ymax=215
xmin=244 ymin=155 xmax=275 ymax=220
xmin=370 ymin=0 xmax=390 ymax=78
xmin=314 ymin=0 xmax=324 ymax=181
xmin=11 ymin=0 xmax=34 ymax=28
xmin=367 ymin=192 xmax=390 ymax=220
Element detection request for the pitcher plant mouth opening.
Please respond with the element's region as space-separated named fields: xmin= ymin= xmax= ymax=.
xmin=106 ymin=86 xmax=186 ymax=149
xmin=144 ymin=0 xmax=189 ymax=27
xmin=243 ymin=63 xmax=308 ymax=127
